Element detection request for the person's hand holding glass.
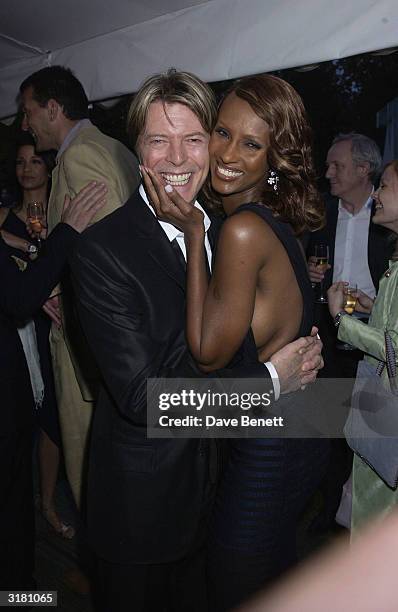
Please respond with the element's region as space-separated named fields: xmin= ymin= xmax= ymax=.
xmin=343 ymin=284 xmax=358 ymax=314
xmin=27 ymin=201 xmax=46 ymax=248
xmin=308 ymin=243 xmax=330 ymax=303
xmin=328 ymin=281 xmax=360 ymax=350
xmin=328 ymin=282 xmax=373 ymax=318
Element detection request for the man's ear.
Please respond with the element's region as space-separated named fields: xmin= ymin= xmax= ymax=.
xmin=47 ymin=99 xmax=60 ymax=122
xmin=357 ymin=162 xmax=370 ymax=178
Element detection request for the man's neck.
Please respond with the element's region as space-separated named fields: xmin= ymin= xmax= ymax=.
xmin=340 ymin=183 xmax=373 ymax=215
xmin=55 ymin=118 xmax=82 ymax=151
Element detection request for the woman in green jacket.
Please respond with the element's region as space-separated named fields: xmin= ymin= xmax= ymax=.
xmin=328 ymin=159 xmax=398 ymax=531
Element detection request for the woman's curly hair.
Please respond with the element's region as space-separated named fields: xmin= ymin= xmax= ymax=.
xmin=203 ymin=74 xmax=324 ymax=235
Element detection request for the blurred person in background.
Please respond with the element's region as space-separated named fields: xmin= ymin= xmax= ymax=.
xmin=238 ymin=510 xmax=398 ymax=612
xmin=306 ymin=133 xmax=394 ymax=534
xmin=19 ymin=65 xmax=140 ymax=508
xmin=0 ymin=133 xmax=74 ymax=538
xmin=328 ymin=160 xmax=398 ymax=532
xmin=0 ymin=181 xmax=106 ymax=589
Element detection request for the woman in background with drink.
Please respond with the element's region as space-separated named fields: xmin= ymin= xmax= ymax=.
xmin=0 ymin=133 xmax=74 ymax=538
xmin=328 ymin=160 xmax=398 ymax=532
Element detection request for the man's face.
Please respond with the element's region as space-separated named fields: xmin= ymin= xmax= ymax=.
xmin=325 ymin=140 xmax=367 ymax=200
xmin=21 ymin=86 xmax=55 ymax=152
xmin=137 ymin=101 xmax=210 ymax=204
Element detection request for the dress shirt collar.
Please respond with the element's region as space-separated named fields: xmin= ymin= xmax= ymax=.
xmin=139 ymin=183 xmax=211 ymax=240
xmin=56 ymin=118 xmax=93 ymax=161
xmin=338 ymin=189 xmax=374 ymax=217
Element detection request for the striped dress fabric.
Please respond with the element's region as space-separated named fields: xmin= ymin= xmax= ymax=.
xmin=207 ymin=203 xmax=329 ymax=611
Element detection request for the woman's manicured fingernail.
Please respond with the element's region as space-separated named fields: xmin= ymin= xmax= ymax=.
xmin=165 ymin=184 xmax=173 ymax=193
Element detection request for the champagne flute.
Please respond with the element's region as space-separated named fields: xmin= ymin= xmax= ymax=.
xmin=27 ymin=201 xmax=45 ymax=249
xmin=314 ymin=243 xmax=329 ymax=303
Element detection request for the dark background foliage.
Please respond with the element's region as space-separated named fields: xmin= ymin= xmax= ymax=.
xmin=1 ymin=51 xmax=398 ymax=200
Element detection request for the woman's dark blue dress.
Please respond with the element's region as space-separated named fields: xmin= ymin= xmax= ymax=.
xmin=207 ymin=203 xmax=329 ymax=611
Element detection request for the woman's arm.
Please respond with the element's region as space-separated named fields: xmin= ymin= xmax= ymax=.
xmin=338 ymin=316 xmax=384 ymax=359
xmin=0 ymin=229 xmax=35 ymax=254
xmin=338 ymin=314 xmax=398 ymax=363
xmin=328 ymin=275 xmax=398 ymax=363
xmin=141 ymin=167 xmax=266 ymax=369
xmin=141 ymin=168 xmax=306 ymax=373
xmin=189 ymin=213 xmax=266 ymax=370
xmin=184 ymin=226 xmax=209 ymax=360
xmin=0 ymin=183 xmax=107 ymax=320
xmin=0 ymin=206 xmax=9 ymax=227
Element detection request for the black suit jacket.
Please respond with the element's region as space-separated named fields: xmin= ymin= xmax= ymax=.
xmin=1 ymin=224 xmax=78 ymax=434
xmin=71 ymin=189 xmax=272 ymax=564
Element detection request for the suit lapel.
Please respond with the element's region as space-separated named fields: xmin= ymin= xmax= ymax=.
xmin=128 ymin=191 xmax=186 ymax=290
xmin=126 ymin=191 xmax=225 ymax=289
xmin=326 ymin=197 xmax=338 ymax=272
xmin=147 ymin=232 xmax=186 ymax=291
xmin=47 ymin=163 xmax=61 ymax=229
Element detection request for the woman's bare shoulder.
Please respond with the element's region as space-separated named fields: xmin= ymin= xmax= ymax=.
xmin=219 ymin=209 xmax=279 ymax=253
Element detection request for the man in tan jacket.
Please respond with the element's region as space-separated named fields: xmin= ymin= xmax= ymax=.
xmin=20 ymin=65 xmax=140 ymax=506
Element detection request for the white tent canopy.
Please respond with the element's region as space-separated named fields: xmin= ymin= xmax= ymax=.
xmin=0 ymin=0 xmax=397 ymax=119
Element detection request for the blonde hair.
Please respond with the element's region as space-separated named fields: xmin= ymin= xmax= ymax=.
xmin=127 ymin=68 xmax=217 ymax=153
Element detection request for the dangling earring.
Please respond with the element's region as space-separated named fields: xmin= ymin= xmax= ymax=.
xmin=267 ymin=169 xmax=279 ymax=193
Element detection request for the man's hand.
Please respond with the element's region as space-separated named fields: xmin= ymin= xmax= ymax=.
xmin=308 ymin=256 xmax=331 ymax=284
xmin=270 ymin=327 xmax=323 ymax=394
xmin=42 ymin=295 xmax=62 ymax=328
xmin=61 ymin=181 xmax=107 ymax=233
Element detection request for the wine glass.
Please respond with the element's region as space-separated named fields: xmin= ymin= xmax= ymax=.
xmin=314 ymin=243 xmax=329 ymax=303
xmin=343 ymin=284 xmax=358 ymax=314
xmin=27 ymin=201 xmax=45 ymax=249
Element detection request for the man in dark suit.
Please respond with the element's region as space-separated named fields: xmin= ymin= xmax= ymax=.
xmin=71 ymin=69 xmax=323 ymax=612
xmin=0 ymin=182 xmax=106 ymax=589
xmin=306 ymin=133 xmax=394 ymax=532
xmin=308 ymin=133 xmax=393 ymax=377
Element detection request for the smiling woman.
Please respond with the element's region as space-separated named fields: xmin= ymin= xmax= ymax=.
xmin=328 ymin=160 xmax=398 ymax=533
xmin=209 ymin=93 xmax=270 ymax=210
xmin=372 ymin=162 xmax=398 ymax=234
